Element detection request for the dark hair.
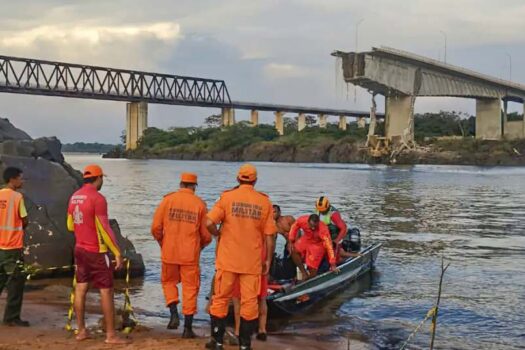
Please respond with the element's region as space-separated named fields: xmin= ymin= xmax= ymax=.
xmin=3 ymin=167 xmax=23 ymax=183
xmin=83 ymin=176 xmax=98 ymax=184
xmin=308 ymin=214 xmax=320 ymax=223
xmin=239 ymin=179 xmax=256 ymax=185
xmin=180 ymin=182 xmax=197 ymax=188
xmin=273 ymin=204 xmax=281 ymax=212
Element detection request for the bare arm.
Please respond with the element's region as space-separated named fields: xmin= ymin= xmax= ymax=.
xmin=206 ymin=218 xmax=220 ymax=236
xmin=22 ymin=217 xmax=28 ymax=229
xmin=263 ymin=234 xmax=276 ymax=275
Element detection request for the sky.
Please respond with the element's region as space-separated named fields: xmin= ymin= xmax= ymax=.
xmin=1 ymin=0 xmax=525 ymax=143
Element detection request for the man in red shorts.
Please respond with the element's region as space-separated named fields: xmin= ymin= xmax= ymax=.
xmin=288 ymin=214 xmax=337 ymax=280
xmin=66 ymin=164 xmax=129 ymax=344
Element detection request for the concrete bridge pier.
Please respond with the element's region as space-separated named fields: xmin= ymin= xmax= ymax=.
xmin=357 ymin=117 xmax=366 ymax=129
xmin=221 ymin=107 xmax=235 ymax=126
xmin=385 ymin=95 xmax=413 ymax=140
xmin=475 ymin=98 xmax=502 ymax=140
xmin=338 ymin=116 xmax=347 ymax=130
xmin=250 ymin=110 xmax=259 ymax=126
xmin=126 ymin=101 xmax=148 ymax=150
xmin=504 ymin=103 xmax=525 ymax=139
xmin=319 ymin=114 xmax=327 ymax=128
xmin=298 ymin=113 xmax=306 ymax=131
xmin=275 ymin=111 xmax=284 ymax=135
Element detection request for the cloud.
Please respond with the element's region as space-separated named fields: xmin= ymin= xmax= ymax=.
xmin=0 ymin=0 xmax=525 ymax=143
xmin=264 ymin=63 xmax=310 ymax=79
xmin=0 ymin=22 xmax=181 ymax=48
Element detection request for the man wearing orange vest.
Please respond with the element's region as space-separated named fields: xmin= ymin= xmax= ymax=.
xmin=0 ymin=167 xmax=29 ymax=327
xmin=206 ymin=164 xmax=276 ymax=350
xmin=66 ymin=164 xmax=129 ymax=344
xmin=151 ymin=172 xmax=211 ymax=338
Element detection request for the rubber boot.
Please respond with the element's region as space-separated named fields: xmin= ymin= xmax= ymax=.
xmin=239 ymin=318 xmax=258 ymax=350
xmin=182 ymin=314 xmax=196 ymax=339
xmin=167 ymin=303 xmax=180 ymax=330
xmin=205 ymin=316 xmax=225 ymax=350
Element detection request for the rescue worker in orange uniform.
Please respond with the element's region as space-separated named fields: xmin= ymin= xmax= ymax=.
xmin=0 ymin=167 xmax=29 ymax=327
xmin=288 ymin=214 xmax=337 ymax=280
xmin=206 ymin=164 xmax=276 ymax=350
xmin=151 ymin=172 xmax=211 ymax=338
xmin=67 ymin=164 xmax=129 ymax=344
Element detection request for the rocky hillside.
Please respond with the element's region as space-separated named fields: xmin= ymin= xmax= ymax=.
xmin=0 ymin=118 xmax=145 ymax=277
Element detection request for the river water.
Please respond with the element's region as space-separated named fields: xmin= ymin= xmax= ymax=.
xmin=65 ymin=154 xmax=525 ymax=350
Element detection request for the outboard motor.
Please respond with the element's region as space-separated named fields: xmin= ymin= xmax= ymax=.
xmin=342 ymin=228 xmax=361 ymax=252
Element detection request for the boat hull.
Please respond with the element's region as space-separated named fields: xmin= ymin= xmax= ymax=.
xmin=267 ymin=242 xmax=381 ymax=317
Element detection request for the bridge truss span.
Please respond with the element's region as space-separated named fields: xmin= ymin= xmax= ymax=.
xmin=0 ymin=55 xmax=231 ymax=106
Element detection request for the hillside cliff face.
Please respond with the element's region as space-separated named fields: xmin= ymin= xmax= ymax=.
xmin=0 ymin=118 xmax=145 ymax=277
xmin=106 ymin=137 xmax=525 ymax=166
xmin=106 ymin=139 xmax=370 ymax=163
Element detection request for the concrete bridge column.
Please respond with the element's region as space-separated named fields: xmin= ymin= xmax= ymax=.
xmin=385 ymin=95 xmax=412 ymax=140
xmin=502 ymin=101 xmax=525 ymax=139
xmin=298 ymin=113 xmax=306 ymax=131
xmin=357 ymin=117 xmax=366 ymax=129
xmin=275 ymin=111 xmax=284 ymax=135
xmin=338 ymin=116 xmax=347 ymax=130
xmin=319 ymin=114 xmax=327 ymax=128
xmin=221 ymin=107 xmax=235 ymax=126
xmin=250 ymin=110 xmax=259 ymax=126
xmin=475 ymin=98 xmax=502 ymax=140
xmin=126 ymin=101 xmax=148 ymax=150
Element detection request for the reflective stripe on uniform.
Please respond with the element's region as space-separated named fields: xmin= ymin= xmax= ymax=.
xmin=0 ymin=226 xmax=23 ymax=231
xmin=3 ymin=192 xmax=23 ymax=231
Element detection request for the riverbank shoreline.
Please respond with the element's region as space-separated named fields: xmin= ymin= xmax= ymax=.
xmin=105 ymin=138 xmax=525 ymax=167
xmin=0 ymin=280 xmax=367 ymax=350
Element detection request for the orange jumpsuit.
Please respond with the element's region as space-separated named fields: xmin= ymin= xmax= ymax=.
xmin=289 ymin=216 xmax=336 ymax=270
xmin=208 ymin=184 xmax=277 ymax=321
xmin=151 ymin=188 xmax=211 ymax=315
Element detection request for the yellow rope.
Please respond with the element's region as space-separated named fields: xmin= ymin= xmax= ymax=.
xmin=399 ymin=306 xmax=437 ymax=350
xmin=122 ymin=259 xmax=138 ymax=334
xmin=4 ymin=259 xmax=137 ymax=334
xmin=64 ymin=273 xmax=77 ymax=332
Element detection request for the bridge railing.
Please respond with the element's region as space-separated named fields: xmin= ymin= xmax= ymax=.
xmin=0 ymin=55 xmax=231 ymax=106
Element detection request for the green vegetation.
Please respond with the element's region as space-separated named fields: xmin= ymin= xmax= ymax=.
xmin=63 ymin=142 xmax=117 ymax=153
xmin=414 ymin=111 xmax=475 ymax=140
xmin=133 ymin=111 xmax=480 ymax=155
xmin=119 ymin=110 xmax=525 ymax=165
xmin=138 ymin=122 xmax=280 ymax=154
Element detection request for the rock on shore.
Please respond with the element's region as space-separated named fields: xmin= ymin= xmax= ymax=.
xmin=0 ymin=118 xmax=145 ymax=277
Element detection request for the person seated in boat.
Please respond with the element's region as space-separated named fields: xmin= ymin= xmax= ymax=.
xmin=288 ymin=214 xmax=338 ymax=280
xmin=273 ymin=204 xmax=295 ymax=255
xmin=316 ymin=196 xmax=361 ymax=263
xmin=269 ymin=205 xmax=297 ymax=282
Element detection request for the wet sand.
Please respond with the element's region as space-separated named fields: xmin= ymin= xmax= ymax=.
xmin=0 ymin=280 xmax=367 ymax=350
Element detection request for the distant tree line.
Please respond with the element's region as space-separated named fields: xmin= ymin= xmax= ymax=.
xmin=62 ymin=142 xmax=117 ymax=153
xmin=414 ymin=111 xmax=475 ymax=140
xmin=134 ymin=110 xmax=517 ymax=153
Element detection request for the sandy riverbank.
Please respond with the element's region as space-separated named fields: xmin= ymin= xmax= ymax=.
xmin=0 ymin=280 xmax=368 ymax=350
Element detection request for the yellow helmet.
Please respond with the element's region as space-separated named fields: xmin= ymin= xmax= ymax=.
xmin=316 ymin=196 xmax=330 ymax=212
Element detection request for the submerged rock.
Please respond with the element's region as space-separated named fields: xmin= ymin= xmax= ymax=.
xmin=0 ymin=118 xmax=145 ymax=278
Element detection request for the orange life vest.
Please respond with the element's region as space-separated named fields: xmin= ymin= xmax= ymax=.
xmin=0 ymin=189 xmax=24 ymax=250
